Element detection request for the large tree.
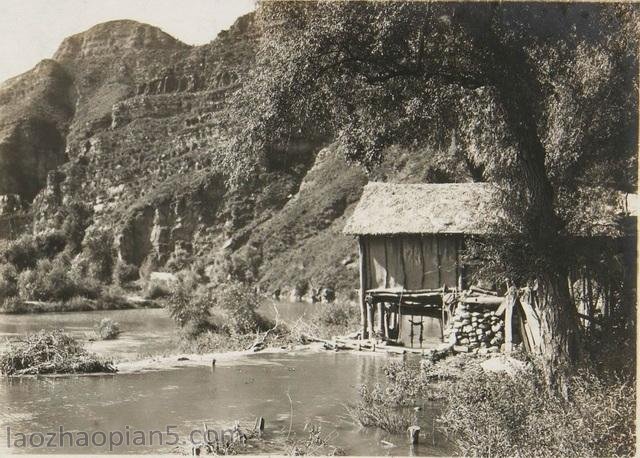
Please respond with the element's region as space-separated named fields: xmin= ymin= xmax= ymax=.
xmin=229 ymin=1 xmax=638 ymax=392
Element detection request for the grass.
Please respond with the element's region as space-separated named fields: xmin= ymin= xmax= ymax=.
xmin=0 ymin=329 xmax=116 ymax=375
xmin=285 ymin=423 xmax=345 ymax=456
xmin=346 ymin=351 xmax=636 ymax=457
xmin=286 ymin=301 xmax=361 ymax=343
xmin=345 ymin=360 xmax=434 ymax=434
xmin=177 ymin=322 xmax=296 ymax=354
xmin=437 ymin=357 xmax=636 ymax=457
xmin=345 ymin=384 xmax=418 ymax=434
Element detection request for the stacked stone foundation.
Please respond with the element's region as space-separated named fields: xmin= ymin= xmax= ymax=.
xmin=445 ymin=302 xmax=504 ymax=354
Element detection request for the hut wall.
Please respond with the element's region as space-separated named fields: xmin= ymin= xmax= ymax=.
xmin=363 ymin=235 xmax=463 ymax=290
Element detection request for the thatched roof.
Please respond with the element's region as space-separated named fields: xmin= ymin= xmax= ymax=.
xmin=344 ymin=182 xmax=638 ymax=237
xmin=343 ymin=182 xmax=499 ymax=235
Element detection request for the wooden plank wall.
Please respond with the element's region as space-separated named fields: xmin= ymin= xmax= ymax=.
xmin=363 ymin=235 xmax=463 ymax=290
xmin=361 ymin=234 xmax=463 ymax=347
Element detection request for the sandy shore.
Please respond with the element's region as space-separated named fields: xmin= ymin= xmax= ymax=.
xmin=115 ymin=342 xmax=327 ymax=373
xmin=115 ymin=340 xmax=397 ymax=374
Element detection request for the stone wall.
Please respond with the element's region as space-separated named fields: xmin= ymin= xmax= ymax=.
xmin=446 ymin=302 xmax=505 ymax=354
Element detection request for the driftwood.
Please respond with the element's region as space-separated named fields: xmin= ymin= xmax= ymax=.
xmin=247 ymin=304 xmax=280 ymax=352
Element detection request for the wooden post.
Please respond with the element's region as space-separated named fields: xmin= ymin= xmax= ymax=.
xmin=255 ymin=417 xmax=265 ymax=437
xmin=408 ymin=426 xmax=420 ymax=445
xmin=383 ymin=305 xmax=390 ymax=339
xmin=358 ymin=237 xmax=368 ymax=339
xmin=366 ymin=301 xmax=374 ymax=341
xmin=505 ymin=287 xmax=517 ymax=353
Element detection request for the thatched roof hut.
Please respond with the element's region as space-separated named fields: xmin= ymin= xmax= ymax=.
xmin=342 ymin=181 xmax=636 ymax=345
xmin=343 ymin=182 xmax=499 ymax=236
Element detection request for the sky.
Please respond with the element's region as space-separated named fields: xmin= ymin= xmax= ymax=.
xmin=0 ymin=0 xmax=257 ymax=82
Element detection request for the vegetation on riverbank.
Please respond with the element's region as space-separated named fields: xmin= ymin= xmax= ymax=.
xmin=348 ymin=352 xmax=636 ymax=457
xmin=0 ymin=227 xmax=165 ymax=314
xmin=439 ymin=359 xmax=635 ymax=457
xmin=165 ymin=276 xmax=360 ymax=354
xmin=0 ymin=329 xmax=116 ymax=375
xmin=0 ymin=292 xmax=160 ymax=314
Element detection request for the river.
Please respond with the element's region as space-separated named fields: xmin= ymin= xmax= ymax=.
xmin=0 ymin=308 xmax=454 ymax=455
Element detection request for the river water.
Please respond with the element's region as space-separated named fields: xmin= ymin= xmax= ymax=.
xmin=0 ymin=308 xmax=454 ymax=455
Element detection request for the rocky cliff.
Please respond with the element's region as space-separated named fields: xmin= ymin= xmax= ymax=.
xmin=0 ymin=14 xmax=462 ymax=300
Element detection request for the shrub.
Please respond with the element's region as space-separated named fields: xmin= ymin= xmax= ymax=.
xmin=17 ymin=268 xmax=38 ymax=300
xmin=3 ymin=230 xmax=68 ymax=271
xmin=286 ymin=423 xmax=345 ymax=456
xmin=0 ymin=296 xmax=24 ymax=313
xmin=346 ymin=360 xmax=432 ymax=433
xmin=60 ymin=202 xmax=93 ymax=252
xmin=113 ymin=260 xmax=139 ymax=285
xmin=314 ymin=302 xmax=359 ymax=327
xmin=215 ymin=282 xmax=267 ymax=335
xmin=95 ymin=318 xmax=121 ymax=340
xmin=166 ymin=279 xmax=213 ymax=337
xmin=100 ymin=285 xmax=131 ymax=308
xmin=144 ymin=282 xmax=171 ymax=300
xmin=16 ymin=255 xmax=99 ymax=302
xmin=40 ymin=257 xmax=77 ymax=301
xmin=0 ymin=329 xmax=116 ymax=375
xmin=346 ymin=384 xmax=419 ymax=434
xmin=165 ymin=245 xmax=192 ymax=272
xmin=438 ymin=360 xmax=636 ymax=457
xmin=81 ymin=226 xmax=115 ymax=282
xmin=0 ymin=263 xmax=18 ymax=300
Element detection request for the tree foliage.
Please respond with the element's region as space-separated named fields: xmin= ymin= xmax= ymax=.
xmin=229 ymin=0 xmax=639 ymax=387
xmin=232 ymin=2 xmax=637 ymax=194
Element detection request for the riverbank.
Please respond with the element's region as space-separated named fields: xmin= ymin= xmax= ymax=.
xmin=116 ymin=341 xmax=333 ymax=373
xmin=2 ymin=326 xmax=633 ymax=457
xmin=0 ymin=296 xmax=161 ymax=314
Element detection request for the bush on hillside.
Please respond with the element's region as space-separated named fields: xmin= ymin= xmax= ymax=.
xmin=3 ymin=230 xmax=67 ymax=271
xmin=144 ymin=282 xmax=171 ymax=300
xmin=81 ymin=226 xmax=115 ymax=283
xmin=113 ymin=260 xmax=139 ymax=285
xmin=60 ymin=201 xmax=93 ymax=252
xmin=16 ymin=255 xmax=100 ymax=302
xmin=0 ymin=263 xmax=18 ymax=300
xmin=227 ymin=246 xmax=262 ymax=283
xmin=165 ymin=245 xmax=192 ymax=272
xmin=438 ymin=360 xmax=636 ymax=457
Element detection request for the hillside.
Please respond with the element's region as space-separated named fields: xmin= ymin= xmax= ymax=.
xmin=0 ymin=14 xmax=466 ymax=301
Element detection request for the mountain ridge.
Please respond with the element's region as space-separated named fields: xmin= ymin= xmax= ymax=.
xmin=0 ymin=13 xmax=453 ymax=300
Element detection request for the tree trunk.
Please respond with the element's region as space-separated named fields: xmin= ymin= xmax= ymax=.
xmin=537 ymin=269 xmax=582 ymax=397
xmin=496 ymin=77 xmax=583 ymax=394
